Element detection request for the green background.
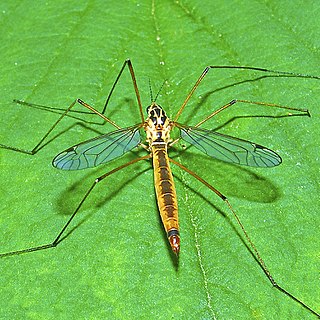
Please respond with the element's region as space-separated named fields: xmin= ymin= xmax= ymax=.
xmin=0 ymin=1 xmax=319 ymax=319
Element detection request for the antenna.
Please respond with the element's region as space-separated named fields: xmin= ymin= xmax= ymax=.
xmin=148 ymin=78 xmax=154 ymax=103
xmin=154 ymin=80 xmax=166 ymax=102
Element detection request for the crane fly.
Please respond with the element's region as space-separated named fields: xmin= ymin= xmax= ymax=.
xmin=1 ymin=59 xmax=319 ymax=317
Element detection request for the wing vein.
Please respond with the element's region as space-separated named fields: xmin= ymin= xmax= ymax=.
xmin=178 ymin=124 xmax=281 ymax=168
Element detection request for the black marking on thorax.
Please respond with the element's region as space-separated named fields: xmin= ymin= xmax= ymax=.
xmin=145 ymin=102 xmax=173 ymax=146
xmin=147 ymin=104 xmax=168 ymax=126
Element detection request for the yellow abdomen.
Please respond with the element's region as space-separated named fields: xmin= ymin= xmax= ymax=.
xmin=152 ymin=143 xmax=180 ymax=254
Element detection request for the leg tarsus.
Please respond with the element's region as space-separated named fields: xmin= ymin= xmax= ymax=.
xmin=0 ymin=154 xmax=151 ymax=258
xmin=173 ymin=65 xmax=318 ymax=123
xmin=169 ymin=158 xmax=319 ymax=317
xmin=101 ymin=59 xmax=144 ymax=122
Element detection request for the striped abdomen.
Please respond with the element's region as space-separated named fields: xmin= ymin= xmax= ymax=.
xmin=152 ymin=143 xmax=180 ymax=254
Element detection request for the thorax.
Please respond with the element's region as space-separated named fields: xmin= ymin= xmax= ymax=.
xmin=144 ymin=102 xmax=173 ymax=147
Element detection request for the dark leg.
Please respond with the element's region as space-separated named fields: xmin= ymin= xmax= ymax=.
xmin=193 ymin=99 xmax=310 ymax=128
xmin=0 ymin=154 xmax=151 ymax=258
xmin=173 ymin=65 xmax=320 ymax=122
xmin=101 ymin=59 xmax=144 ymax=122
xmin=169 ymin=157 xmax=319 ymax=317
xmin=1 ymin=59 xmax=145 ymax=154
xmin=0 ymin=98 xmax=119 ymax=155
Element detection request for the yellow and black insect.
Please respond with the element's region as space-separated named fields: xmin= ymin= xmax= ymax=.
xmin=1 ymin=59 xmax=319 ymax=317
xmin=51 ymin=65 xmax=283 ymax=255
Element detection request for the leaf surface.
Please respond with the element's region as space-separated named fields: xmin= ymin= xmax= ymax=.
xmin=0 ymin=1 xmax=319 ymax=319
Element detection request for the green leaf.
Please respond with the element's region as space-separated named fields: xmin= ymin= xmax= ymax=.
xmin=0 ymin=1 xmax=319 ymax=319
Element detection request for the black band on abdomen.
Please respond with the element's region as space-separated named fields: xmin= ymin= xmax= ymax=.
xmin=167 ymin=229 xmax=180 ymax=237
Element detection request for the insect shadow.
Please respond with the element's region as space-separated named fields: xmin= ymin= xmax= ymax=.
xmin=1 ymin=59 xmax=319 ymax=317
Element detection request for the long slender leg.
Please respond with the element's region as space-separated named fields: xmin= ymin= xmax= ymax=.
xmin=173 ymin=65 xmax=320 ymax=122
xmin=1 ymin=59 xmax=144 ymax=155
xmin=169 ymin=158 xmax=320 ymax=317
xmin=0 ymin=98 xmax=120 ymax=155
xmin=169 ymin=98 xmax=310 ymax=148
xmin=12 ymin=99 xmax=98 ymax=120
xmin=0 ymin=154 xmax=151 ymax=258
xmin=193 ymin=99 xmax=310 ymax=128
xmin=101 ymin=59 xmax=145 ymax=122
xmin=169 ymin=99 xmax=311 ymax=147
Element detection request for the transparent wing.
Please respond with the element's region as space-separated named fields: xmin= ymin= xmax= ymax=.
xmin=53 ymin=125 xmax=142 ymax=170
xmin=178 ymin=125 xmax=281 ymax=167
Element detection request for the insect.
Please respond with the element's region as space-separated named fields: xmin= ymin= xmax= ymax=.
xmin=0 ymin=59 xmax=319 ymax=317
